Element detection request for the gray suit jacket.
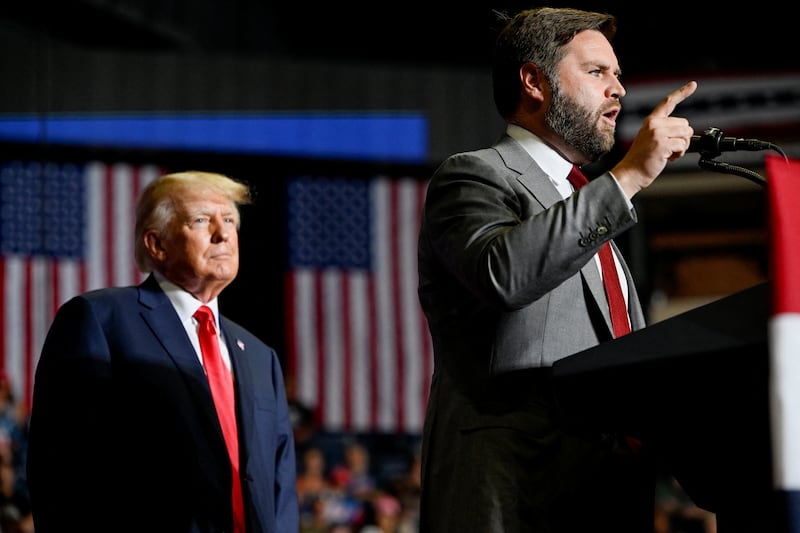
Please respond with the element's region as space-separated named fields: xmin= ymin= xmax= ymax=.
xmin=419 ymin=134 xmax=645 ymax=379
xmin=417 ymin=134 xmax=649 ymax=531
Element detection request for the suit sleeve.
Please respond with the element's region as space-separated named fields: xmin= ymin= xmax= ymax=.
xmin=229 ymin=322 xmax=299 ymax=533
xmin=420 ymin=152 xmax=635 ymax=310
xmin=26 ymin=296 xmax=116 ymax=531
xmin=269 ymin=349 xmax=300 ymax=533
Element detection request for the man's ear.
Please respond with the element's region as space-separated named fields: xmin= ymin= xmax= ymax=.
xmin=520 ymin=62 xmax=547 ymax=103
xmin=143 ymin=230 xmax=166 ymax=262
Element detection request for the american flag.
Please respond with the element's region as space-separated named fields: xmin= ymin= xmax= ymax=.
xmin=766 ymin=153 xmax=800 ymax=529
xmin=285 ymin=176 xmax=433 ymax=434
xmin=0 ymin=160 xmax=161 ymax=410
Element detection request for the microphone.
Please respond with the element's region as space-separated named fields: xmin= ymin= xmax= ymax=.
xmin=688 ymin=127 xmax=772 ymax=156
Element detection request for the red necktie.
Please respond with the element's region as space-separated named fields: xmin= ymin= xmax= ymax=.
xmin=567 ymin=166 xmax=631 ymax=338
xmin=194 ymin=305 xmax=246 ymax=533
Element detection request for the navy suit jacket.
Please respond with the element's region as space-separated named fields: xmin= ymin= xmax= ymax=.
xmin=27 ymin=274 xmax=299 ymax=533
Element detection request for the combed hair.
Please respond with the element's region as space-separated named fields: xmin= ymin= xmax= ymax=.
xmin=492 ymin=7 xmax=617 ymax=119
xmin=133 ymin=171 xmax=252 ymax=273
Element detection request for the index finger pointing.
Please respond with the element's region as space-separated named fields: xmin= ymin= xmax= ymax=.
xmin=650 ymin=81 xmax=698 ymax=118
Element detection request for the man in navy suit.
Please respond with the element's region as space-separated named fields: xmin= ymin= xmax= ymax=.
xmin=26 ymin=171 xmax=299 ymax=532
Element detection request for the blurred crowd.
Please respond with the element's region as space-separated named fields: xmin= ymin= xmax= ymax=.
xmin=0 ymin=371 xmax=713 ymax=533
xmin=294 ymin=438 xmax=420 ymax=533
xmin=289 ymin=388 xmax=421 ymax=533
xmin=0 ymin=373 xmax=33 ymax=533
xmin=289 ymin=393 xmax=715 ymax=533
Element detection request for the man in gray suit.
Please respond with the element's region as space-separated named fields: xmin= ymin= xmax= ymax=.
xmin=417 ymin=7 xmax=697 ymax=533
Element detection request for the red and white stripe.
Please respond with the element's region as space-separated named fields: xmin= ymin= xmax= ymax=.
xmin=767 ymin=153 xmax=800 ymax=497
xmin=0 ymin=161 xmax=159 ymax=409
xmin=287 ymin=177 xmax=433 ymax=434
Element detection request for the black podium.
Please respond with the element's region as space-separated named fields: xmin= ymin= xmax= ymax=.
xmin=552 ymin=282 xmax=779 ymax=532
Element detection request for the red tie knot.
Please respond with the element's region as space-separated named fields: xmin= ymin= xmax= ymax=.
xmin=194 ymin=305 xmax=214 ymax=324
xmin=567 ymin=165 xmax=589 ymax=190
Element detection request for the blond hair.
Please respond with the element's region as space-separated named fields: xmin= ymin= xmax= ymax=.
xmin=133 ymin=171 xmax=252 ymax=273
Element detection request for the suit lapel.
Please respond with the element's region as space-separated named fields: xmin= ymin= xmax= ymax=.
xmin=221 ymin=320 xmax=252 ymax=414
xmin=137 ymin=275 xmax=222 ymax=432
xmin=611 ymin=240 xmax=646 ymax=330
xmin=580 ymin=256 xmax=613 ymax=331
xmin=221 ymin=319 xmax=258 ymax=474
xmin=494 ymin=135 xmax=630 ymax=337
xmin=582 ymin=241 xmax=644 ymax=335
xmin=494 ymin=135 xmax=564 ymax=209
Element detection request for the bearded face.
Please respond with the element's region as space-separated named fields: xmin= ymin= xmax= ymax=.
xmin=545 ymin=79 xmax=617 ymax=162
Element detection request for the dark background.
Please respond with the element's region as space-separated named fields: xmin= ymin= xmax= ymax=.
xmin=3 ymin=0 xmax=794 ymax=355
xmin=4 ymin=1 xmax=798 ymax=77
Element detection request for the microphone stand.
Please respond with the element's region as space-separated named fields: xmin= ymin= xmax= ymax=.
xmin=695 ymin=144 xmax=788 ymax=188
xmin=697 ymin=157 xmax=767 ymax=187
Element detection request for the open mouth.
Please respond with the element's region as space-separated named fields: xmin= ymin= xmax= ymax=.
xmin=602 ymin=106 xmax=620 ymax=125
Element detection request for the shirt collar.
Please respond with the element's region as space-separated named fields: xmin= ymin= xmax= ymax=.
xmin=152 ymin=270 xmax=220 ymax=329
xmin=506 ymin=123 xmax=574 ymax=190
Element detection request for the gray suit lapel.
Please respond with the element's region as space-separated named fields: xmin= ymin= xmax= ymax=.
xmin=494 ymin=135 xmax=564 ymax=209
xmin=584 ymin=241 xmax=643 ymax=335
xmin=581 ymin=257 xmax=613 ymax=332
xmin=494 ymin=134 xmax=626 ymax=336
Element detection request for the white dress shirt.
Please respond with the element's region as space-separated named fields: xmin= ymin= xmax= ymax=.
xmin=153 ymin=270 xmax=234 ymax=371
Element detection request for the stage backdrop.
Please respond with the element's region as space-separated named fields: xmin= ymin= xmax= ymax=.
xmin=285 ymin=175 xmax=433 ymax=434
xmin=0 ymin=161 xmax=160 ymax=408
xmin=0 ymin=160 xmax=434 ymax=436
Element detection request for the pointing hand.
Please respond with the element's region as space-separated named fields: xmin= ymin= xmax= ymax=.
xmin=613 ymin=81 xmax=698 ymax=198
